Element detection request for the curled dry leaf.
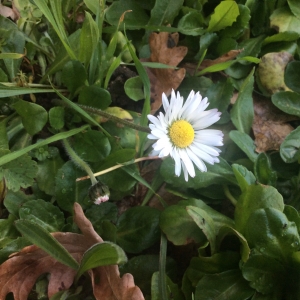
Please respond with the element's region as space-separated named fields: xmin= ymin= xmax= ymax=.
xmin=0 ymin=233 xmax=93 ymax=300
xmin=142 ymin=32 xmax=187 ymax=113
xmin=0 ymin=3 xmax=20 ymax=21
xmin=253 ymin=95 xmax=296 ymax=152
xmin=0 ymin=203 xmax=144 ymax=300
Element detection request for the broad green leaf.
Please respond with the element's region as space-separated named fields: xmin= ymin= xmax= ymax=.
xmin=272 ymin=91 xmax=300 ymax=117
xmin=116 ymin=206 xmax=160 ymax=253
xmin=230 ymin=68 xmax=255 ymax=134
xmin=84 ymin=0 xmax=98 ymax=14
xmin=284 ymin=61 xmax=300 ymax=93
xmin=207 ymin=1 xmax=240 ymax=32
xmin=187 ymin=206 xmax=217 ymax=254
xmin=61 ymin=60 xmax=87 ymax=96
xmin=79 ymin=11 xmax=99 ymax=66
xmin=72 ymin=130 xmax=111 ymax=163
xmin=15 ymin=219 xmax=79 ymax=269
xmin=195 ymin=270 xmax=254 ymax=300
xmin=237 ymin=35 xmax=266 ymax=58
xmin=76 ymin=241 xmax=127 ymax=280
xmin=161 ymin=157 xmax=237 ymax=188
xmin=55 ymin=161 xmax=90 ymax=212
xmin=229 ymin=130 xmax=258 ymax=162
xmin=232 ymin=164 xmax=256 ymax=192
xmin=263 ymin=31 xmax=300 ymax=45
xmin=13 ymin=100 xmax=48 ymax=135
xmin=105 ymin=0 xmax=149 ymax=29
xmin=185 ymin=252 xmax=240 ymax=287
xmin=0 ymin=154 xmax=37 ymax=192
xmin=0 ymin=125 xmax=89 ymax=167
xmin=196 ymin=32 xmax=218 ymax=60
xmin=124 ymin=76 xmax=144 ymax=101
xmin=0 ymin=214 xmax=19 ymax=248
xmin=235 ymin=184 xmax=284 ymax=234
xmin=217 ymin=226 xmax=250 ymax=262
xmin=49 ymin=107 xmax=65 ymax=130
xmin=270 ymin=6 xmax=300 ymax=34
xmin=280 ymin=126 xmax=300 ymax=163
xmin=19 ymin=199 xmax=65 ymax=232
xmin=254 ymin=153 xmax=277 ymax=186
xmin=36 ymin=154 xmax=65 ymax=195
xmin=241 ymin=253 xmax=285 ymax=294
xmin=288 ymin=0 xmax=300 ymax=18
xmin=246 ymin=208 xmax=300 ymax=261
xmin=78 ymin=85 xmax=112 ymax=110
xmin=148 ymin=0 xmax=183 ymax=26
xmin=177 ymin=11 xmax=205 ymax=36
xmin=205 ymin=78 xmax=234 ymax=112
xmin=159 ymin=204 xmax=207 ymax=246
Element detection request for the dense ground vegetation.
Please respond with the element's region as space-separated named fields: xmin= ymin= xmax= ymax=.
xmin=0 ymin=0 xmax=300 ymax=299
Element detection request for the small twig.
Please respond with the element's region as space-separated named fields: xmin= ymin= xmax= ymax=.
xmin=76 ymin=156 xmax=159 ymax=182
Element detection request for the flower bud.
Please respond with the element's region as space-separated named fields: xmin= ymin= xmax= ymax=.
xmin=88 ymin=181 xmax=110 ymax=205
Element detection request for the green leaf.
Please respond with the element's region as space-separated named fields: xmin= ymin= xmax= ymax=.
xmin=124 ymin=76 xmax=144 ymax=101
xmin=235 ymin=184 xmax=284 ymax=235
xmin=72 ymin=130 xmax=111 ymax=163
xmin=61 ymin=60 xmax=87 ymax=96
xmin=19 ymin=199 xmax=65 ymax=232
xmin=55 ymin=161 xmax=90 ymax=212
xmin=116 ymin=206 xmax=160 ymax=253
xmin=78 ymin=85 xmax=112 ymax=110
xmin=105 ymin=0 xmax=149 ymax=29
xmin=0 ymin=125 xmax=89 ymax=167
xmin=161 ymin=156 xmax=237 ymax=188
xmin=0 ymin=214 xmax=19 ymax=248
xmin=270 ymin=6 xmax=300 ymax=34
xmin=49 ymin=107 xmax=65 ymax=130
xmin=272 ymin=91 xmax=300 ymax=117
xmin=148 ymin=0 xmax=183 ymax=26
xmin=76 ymin=241 xmax=127 ymax=280
xmin=15 ymin=219 xmax=79 ymax=270
xmin=79 ymin=11 xmax=99 ymax=67
xmin=284 ymin=61 xmax=300 ymax=93
xmin=232 ymin=164 xmax=256 ymax=192
xmin=13 ymin=100 xmax=48 ymax=135
xmin=84 ymin=0 xmax=98 ymax=14
xmin=241 ymin=253 xmax=285 ymax=294
xmin=186 ymin=206 xmax=217 ymax=254
xmin=207 ymin=1 xmax=240 ymax=32
xmin=230 ymin=68 xmax=255 ymax=134
xmin=263 ymin=31 xmax=300 ymax=45
xmin=177 ymin=11 xmax=205 ymax=36
xmin=36 ymin=154 xmax=65 ymax=195
xmin=288 ymin=0 xmax=300 ymax=18
xmin=254 ymin=153 xmax=277 ymax=186
xmin=0 ymin=154 xmax=37 ymax=192
xmin=160 ymin=204 xmax=207 ymax=246
xmin=229 ymin=130 xmax=258 ymax=162
xmin=195 ymin=270 xmax=254 ymax=300
xmin=280 ymin=126 xmax=300 ymax=163
xmin=246 ymin=208 xmax=300 ymax=261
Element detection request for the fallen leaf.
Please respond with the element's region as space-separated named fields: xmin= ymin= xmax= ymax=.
xmin=253 ymin=95 xmax=297 ymax=152
xmin=0 ymin=3 xmax=20 ymax=20
xmin=0 ymin=203 xmax=144 ymax=300
xmin=143 ymin=32 xmax=187 ymax=112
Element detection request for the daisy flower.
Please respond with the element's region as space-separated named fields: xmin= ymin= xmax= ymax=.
xmin=147 ymin=89 xmax=224 ymax=181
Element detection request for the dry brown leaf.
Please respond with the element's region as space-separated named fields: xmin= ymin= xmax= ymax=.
xmin=0 ymin=3 xmax=20 ymax=20
xmin=0 ymin=203 xmax=144 ymax=300
xmin=0 ymin=233 xmax=92 ymax=300
xmin=143 ymin=32 xmax=187 ymax=112
xmin=253 ymin=96 xmax=297 ymax=152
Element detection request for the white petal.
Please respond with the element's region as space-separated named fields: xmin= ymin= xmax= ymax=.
xmin=189 ymin=144 xmax=216 ymax=165
xmin=162 ymin=93 xmax=169 ymax=112
xmin=179 ymin=149 xmax=195 ymax=178
xmin=186 ymin=147 xmax=207 ymax=172
xmin=171 ymin=148 xmax=182 ymax=177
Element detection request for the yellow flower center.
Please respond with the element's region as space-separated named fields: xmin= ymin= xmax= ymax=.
xmin=169 ymin=120 xmax=195 ymax=148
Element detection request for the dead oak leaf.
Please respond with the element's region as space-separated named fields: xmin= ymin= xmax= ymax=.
xmin=253 ymin=96 xmax=297 ymax=152
xmin=0 ymin=233 xmax=92 ymax=300
xmin=0 ymin=203 xmax=144 ymax=300
xmin=143 ymin=32 xmax=187 ymax=113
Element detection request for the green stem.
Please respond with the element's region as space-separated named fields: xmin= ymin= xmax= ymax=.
xmin=62 ymin=138 xmax=97 ymax=185
xmin=78 ymin=104 xmax=151 ymax=133
xmin=223 ymin=184 xmax=237 ymax=206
